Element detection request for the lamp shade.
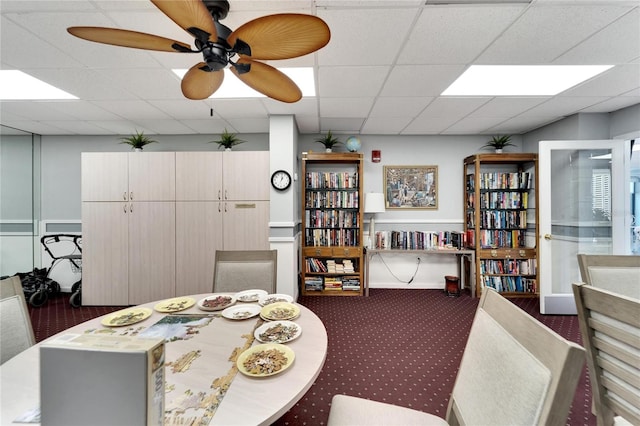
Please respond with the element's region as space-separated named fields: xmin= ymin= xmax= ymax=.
xmin=364 ymin=193 xmax=385 ymax=213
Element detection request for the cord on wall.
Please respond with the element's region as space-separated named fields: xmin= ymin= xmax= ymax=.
xmin=375 ymin=254 xmax=421 ymax=284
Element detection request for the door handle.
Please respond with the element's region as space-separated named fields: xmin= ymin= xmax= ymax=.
xmin=544 ymin=234 xmax=552 ymax=240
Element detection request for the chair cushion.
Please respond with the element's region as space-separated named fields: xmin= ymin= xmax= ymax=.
xmin=327 ymin=395 xmax=447 ymax=426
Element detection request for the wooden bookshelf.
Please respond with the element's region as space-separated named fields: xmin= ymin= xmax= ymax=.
xmin=301 ymin=152 xmax=364 ymax=296
xmin=463 ymin=153 xmax=539 ymax=298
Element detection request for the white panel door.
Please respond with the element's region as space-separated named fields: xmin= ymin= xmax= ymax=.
xmin=539 ymin=139 xmax=631 ymax=314
xmin=81 ymin=202 xmax=129 ymax=305
xmin=128 ymin=201 xmax=176 ymax=304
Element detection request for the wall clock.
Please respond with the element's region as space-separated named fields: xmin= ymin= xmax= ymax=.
xmin=271 ymin=170 xmax=292 ymax=191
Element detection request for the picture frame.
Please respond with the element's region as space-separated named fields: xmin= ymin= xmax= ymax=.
xmin=384 ymin=165 xmax=438 ymax=209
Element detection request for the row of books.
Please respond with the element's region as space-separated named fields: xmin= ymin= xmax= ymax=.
xmin=305 ymin=190 xmax=359 ymax=209
xmin=481 ymin=275 xmax=537 ymax=293
xmin=305 ymin=229 xmax=359 ymax=247
xmin=305 ymin=172 xmax=359 ymax=189
xmin=480 ymin=259 xmax=537 ymax=275
xmin=477 ymin=191 xmax=529 ymax=209
xmin=479 ymin=230 xmax=527 ymax=248
xmin=373 ymin=230 xmax=465 ymax=250
xmin=466 ymin=172 xmax=532 ymax=191
xmin=304 ymin=276 xmax=361 ymax=291
xmin=305 ymin=210 xmax=359 ymax=228
xmin=478 ymin=210 xmax=528 ymax=230
xmin=305 ymin=258 xmax=357 ymax=273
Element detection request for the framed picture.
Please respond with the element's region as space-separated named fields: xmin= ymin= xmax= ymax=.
xmin=384 ymin=165 xmax=438 ymax=209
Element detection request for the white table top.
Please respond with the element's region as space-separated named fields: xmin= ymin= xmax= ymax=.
xmin=0 ymin=294 xmax=328 ymax=426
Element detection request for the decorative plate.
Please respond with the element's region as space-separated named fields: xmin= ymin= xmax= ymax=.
xmin=154 ymin=297 xmax=195 ymax=313
xmin=237 ymin=343 xmax=295 ymax=377
xmin=258 ymin=293 xmax=294 ymax=306
xmin=260 ymin=302 xmax=300 ymax=321
xmin=221 ymin=304 xmax=261 ymax=320
xmin=254 ymin=320 xmax=302 ymax=344
xmin=235 ymin=289 xmax=269 ymax=303
xmin=101 ymin=308 xmax=152 ymax=327
xmin=197 ymin=294 xmax=237 ymax=311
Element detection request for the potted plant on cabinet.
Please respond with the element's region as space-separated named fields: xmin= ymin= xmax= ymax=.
xmin=119 ymin=130 xmax=157 ymax=151
xmin=210 ymin=128 xmax=245 ymax=151
xmin=315 ymin=131 xmax=342 ymax=152
xmin=481 ymin=135 xmax=514 ymax=153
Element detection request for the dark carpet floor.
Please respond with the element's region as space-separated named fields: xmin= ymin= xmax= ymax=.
xmin=28 ymin=289 xmax=595 ymax=425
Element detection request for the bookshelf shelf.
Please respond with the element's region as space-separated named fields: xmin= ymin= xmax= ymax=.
xmin=301 ymin=152 xmax=364 ymax=296
xmin=463 ymin=153 xmax=539 ymax=298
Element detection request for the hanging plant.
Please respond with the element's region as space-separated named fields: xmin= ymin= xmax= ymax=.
xmin=119 ymin=130 xmax=157 ymax=151
xmin=209 ymin=128 xmax=245 ymax=150
xmin=315 ymin=131 xmax=342 ymax=152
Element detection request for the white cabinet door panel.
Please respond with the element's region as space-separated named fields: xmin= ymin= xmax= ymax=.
xmin=176 ymin=152 xmax=223 ymax=201
xmin=128 ymin=152 xmax=176 ymax=201
xmin=223 ymin=201 xmax=270 ymax=250
xmin=223 ymin=151 xmax=270 ymax=201
xmin=81 ymin=153 xmax=128 ymax=202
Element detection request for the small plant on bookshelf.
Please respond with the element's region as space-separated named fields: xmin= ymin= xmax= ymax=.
xmin=315 ymin=131 xmax=342 ymax=152
xmin=481 ymin=135 xmax=514 ymax=153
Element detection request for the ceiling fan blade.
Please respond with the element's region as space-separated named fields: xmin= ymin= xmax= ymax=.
xmin=231 ymin=58 xmax=302 ymax=103
xmin=181 ymin=62 xmax=224 ymax=100
xmin=67 ymin=27 xmax=193 ymax=52
xmin=228 ymin=14 xmax=330 ymax=60
xmin=151 ymin=0 xmax=217 ymax=41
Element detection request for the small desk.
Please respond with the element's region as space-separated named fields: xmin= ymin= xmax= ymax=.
xmin=0 ymin=294 xmax=328 ymax=426
xmin=365 ymin=248 xmax=476 ymax=297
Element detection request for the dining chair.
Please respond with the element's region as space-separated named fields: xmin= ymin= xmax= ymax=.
xmin=1 ymin=275 xmax=36 ymax=364
xmin=212 ymin=250 xmax=277 ymax=294
xmin=577 ymin=254 xmax=640 ymax=300
xmin=572 ymin=283 xmax=640 ymax=426
xmin=327 ymin=288 xmax=586 ymax=426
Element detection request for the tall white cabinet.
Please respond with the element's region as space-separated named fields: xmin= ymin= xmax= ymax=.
xmin=175 ymin=151 xmax=270 ymax=296
xmin=81 ymin=152 xmax=176 ymax=305
xmin=82 ymin=151 xmax=269 ymax=306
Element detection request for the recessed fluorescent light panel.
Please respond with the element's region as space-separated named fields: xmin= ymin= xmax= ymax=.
xmin=173 ymin=67 xmax=315 ymax=99
xmin=0 ymin=70 xmax=77 ymax=100
xmin=442 ymin=65 xmax=613 ymax=96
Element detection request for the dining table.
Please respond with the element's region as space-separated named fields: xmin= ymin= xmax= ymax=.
xmin=0 ymin=293 xmax=328 ymax=426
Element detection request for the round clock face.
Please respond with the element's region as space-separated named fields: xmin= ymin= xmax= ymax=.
xmin=271 ymin=170 xmax=292 ymax=191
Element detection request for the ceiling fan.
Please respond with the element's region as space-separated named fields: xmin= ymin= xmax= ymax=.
xmin=67 ymin=0 xmax=330 ymax=102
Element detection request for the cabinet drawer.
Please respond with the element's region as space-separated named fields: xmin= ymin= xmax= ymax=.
xmin=303 ymin=247 xmax=362 ymax=257
xmin=479 ymin=248 xmax=536 ymax=259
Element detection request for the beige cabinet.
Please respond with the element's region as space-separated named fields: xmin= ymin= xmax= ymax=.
xmin=175 ymin=152 xmax=270 ymax=296
xmin=81 ymin=152 xmax=176 ymax=306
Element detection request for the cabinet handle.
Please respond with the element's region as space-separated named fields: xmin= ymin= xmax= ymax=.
xmin=218 ymin=190 xmax=221 ymax=200
xmin=123 ymin=192 xmax=127 ymax=201
xmin=123 ymin=204 xmax=127 ymax=213
xmin=130 ymin=192 xmax=133 ymax=200
xmin=224 ymin=190 xmax=228 ymax=200
xmin=544 ymin=234 xmax=552 ymax=240
xmin=130 ymin=204 xmax=133 ymax=213
xmin=218 ymin=204 xmax=221 ymax=213
xmin=224 ymin=203 xmax=228 ymax=213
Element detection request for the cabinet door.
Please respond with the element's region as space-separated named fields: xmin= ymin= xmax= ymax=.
xmin=128 ymin=201 xmax=176 ymax=304
xmin=81 ymin=153 xmax=128 ymax=201
xmin=175 ymin=152 xmax=223 ymax=201
xmin=81 ymin=202 xmax=129 ymax=305
xmin=128 ymin=152 xmax=176 ymax=201
xmin=223 ymin=201 xmax=270 ymax=250
xmin=175 ymin=201 xmax=223 ymax=295
xmin=222 ymin=152 xmax=269 ymax=200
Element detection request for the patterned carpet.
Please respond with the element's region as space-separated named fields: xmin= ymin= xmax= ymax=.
xmin=28 ymin=289 xmax=595 ymax=426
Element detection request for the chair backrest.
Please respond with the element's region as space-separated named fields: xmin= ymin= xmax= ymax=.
xmin=577 ymin=254 xmax=640 ymax=300
xmin=0 ymin=275 xmax=24 ymax=300
xmin=446 ymin=289 xmax=585 ymax=426
xmin=1 ymin=293 xmax=36 ymax=364
xmin=212 ymin=250 xmax=277 ymax=294
xmin=572 ymin=282 xmax=640 ymax=426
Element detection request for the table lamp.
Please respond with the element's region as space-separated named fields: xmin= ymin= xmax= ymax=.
xmin=364 ymin=193 xmax=385 ymax=249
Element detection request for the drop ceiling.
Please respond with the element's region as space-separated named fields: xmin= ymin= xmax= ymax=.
xmin=0 ymin=0 xmax=638 ymax=136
